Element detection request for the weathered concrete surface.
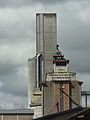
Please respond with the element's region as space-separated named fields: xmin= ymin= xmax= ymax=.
xmin=28 ymin=58 xmax=35 ymax=107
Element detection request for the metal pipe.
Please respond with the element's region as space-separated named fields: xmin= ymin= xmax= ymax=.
xmin=36 ymin=53 xmax=42 ymax=88
xmin=85 ymin=95 xmax=87 ymax=107
xmin=41 ymin=54 xmax=44 ymax=82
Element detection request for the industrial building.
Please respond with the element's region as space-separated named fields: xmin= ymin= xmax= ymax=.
xmin=0 ymin=12 xmax=88 ymax=120
xmin=0 ymin=13 xmax=88 ymax=120
xmin=43 ymin=50 xmax=82 ymax=115
xmin=0 ymin=109 xmax=34 ymax=120
xmin=28 ymin=13 xmax=83 ymax=118
xmin=28 ymin=13 xmax=57 ymax=118
xmin=33 ymin=107 xmax=90 ymax=120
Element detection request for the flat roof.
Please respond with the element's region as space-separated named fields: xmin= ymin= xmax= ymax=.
xmin=81 ymin=91 xmax=90 ymax=95
xmin=36 ymin=13 xmax=56 ymax=16
xmin=0 ymin=109 xmax=34 ymax=115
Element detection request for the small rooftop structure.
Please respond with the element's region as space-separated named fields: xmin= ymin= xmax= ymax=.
xmin=81 ymin=91 xmax=90 ymax=107
xmin=0 ymin=109 xmax=34 ymax=120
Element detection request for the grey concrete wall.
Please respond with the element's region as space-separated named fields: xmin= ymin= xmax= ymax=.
xmin=28 ymin=58 xmax=35 ymax=107
xmin=31 ymin=106 xmax=42 ymax=118
xmin=36 ymin=13 xmax=57 ymax=81
xmin=36 ymin=13 xmax=57 ymax=54
xmin=3 ymin=115 xmax=16 ymax=120
xmin=71 ymin=81 xmax=81 ymax=108
xmin=18 ymin=115 xmax=33 ymax=120
xmin=0 ymin=115 xmax=2 ymax=120
xmin=43 ymin=81 xmax=54 ymax=115
xmin=28 ymin=13 xmax=57 ymax=116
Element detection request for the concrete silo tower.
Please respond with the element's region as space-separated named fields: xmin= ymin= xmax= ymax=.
xmin=36 ymin=13 xmax=57 ymax=83
xmin=28 ymin=13 xmax=57 ymax=118
xmin=28 ymin=13 xmax=83 ymax=118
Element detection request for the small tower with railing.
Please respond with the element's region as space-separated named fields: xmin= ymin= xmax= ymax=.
xmin=43 ymin=49 xmax=83 ymax=115
xmin=53 ymin=51 xmax=69 ymax=73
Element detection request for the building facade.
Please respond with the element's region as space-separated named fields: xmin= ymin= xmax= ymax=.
xmin=43 ymin=51 xmax=82 ymax=115
xmin=36 ymin=13 xmax=57 ymax=82
xmin=28 ymin=13 xmax=83 ymax=118
xmin=28 ymin=13 xmax=57 ymax=118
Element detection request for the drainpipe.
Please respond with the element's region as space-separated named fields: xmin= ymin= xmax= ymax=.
xmin=36 ymin=53 xmax=42 ymax=88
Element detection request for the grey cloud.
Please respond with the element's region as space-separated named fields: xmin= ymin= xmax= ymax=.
xmin=0 ymin=42 xmax=35 ymax=97
xmin=77 ymin=73 xmax=90 ymax=91
xmin=0 ymin=0 xmax=89 ymax=8
xmin=0 ymin=6 xmax=36 ymax=107
xmin=0 ymin=7 xmax=35 ymax=44
xmin=0 ymin=92 xmax=27 ymax=109
xmin=55 ymin=3 xmax=90 ymax=75
xmin=65 ymin=51 xmax=90 ymax=74
xmin=0 ymin=0 xmax=90 ymax=108
xmin=0 ymin=64 xmax=19 ymax=75
xmin=0 ymin=65 xmax=28 ymax=97
xmin=58 ymin=14 xmax=90 ymax=51
xmin=0 ymin=0 xmax=32 ymax=8
xmin=0 ymin=0 xmax=59 ymax=7
xmin=36 ymin=0 xmax=90 ymax=5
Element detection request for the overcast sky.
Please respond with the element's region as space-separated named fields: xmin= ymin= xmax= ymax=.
xmin=0 ymin=0 xmax=90 ymax=109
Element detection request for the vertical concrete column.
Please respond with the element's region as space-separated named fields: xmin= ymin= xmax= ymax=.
xmin=36 ymin=13 xmax=44 ymax=54
xmin=28 ymin=58 xmax=35 ymax=107
xmin=36 ymin=13 xmax=57 ymax=115
xmin=36 ymin=13 xmax=57 ymax=81
xmin=17 ymin=115 xmax=18 ymax=120
xmin=2 ymin=114 xmax=3 ymax=120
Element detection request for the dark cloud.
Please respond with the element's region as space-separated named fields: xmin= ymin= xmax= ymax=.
xmin=0 ymin=59 xmax=27 ymax=95
xmin=56 ymin=2 xmax=90 ymax=75
xmin=65 ymin=51 xmax=90 ymax=73
xmin=0 ymin=7 xmax=35 ymax=44
xmin=0 ymin=0 xmax=60 ymax=7
xmin=0 ymin=92 xmax=27 ymax=109
xmin=0 ymin=0 xmax=31 ymax=8
xmin=0 ymin=0 xmax=89 ymax=8
xmin=0 ymin=64 xmax=28 ymax=109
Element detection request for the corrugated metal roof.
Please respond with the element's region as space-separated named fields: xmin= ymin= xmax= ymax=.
xmin=0 ymin=109 xmax=34 ymax=115
xmin=33 ymin=107 xmax=83 ymax=120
